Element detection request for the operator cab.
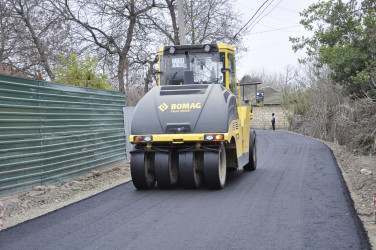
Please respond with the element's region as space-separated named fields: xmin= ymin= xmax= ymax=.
xmin=157 ymin=43 xmax=237 ymax=94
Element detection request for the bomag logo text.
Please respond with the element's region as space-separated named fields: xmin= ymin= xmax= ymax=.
xmin=170 ymin=102 xmax=201 ymax=113
xmin=171 ymin=103 xmax=201 ymax=110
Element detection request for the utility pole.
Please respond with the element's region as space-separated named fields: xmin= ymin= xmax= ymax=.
xmin=177 ymin=0 xmax=186 ymax=45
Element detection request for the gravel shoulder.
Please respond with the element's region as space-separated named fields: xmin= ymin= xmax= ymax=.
xmin=0 ymin=162 xmax=131 ymax=230
xmin=0 ymin=135 xmax=374 ymax=248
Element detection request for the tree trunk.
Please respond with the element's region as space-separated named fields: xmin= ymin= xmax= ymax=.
xmin=118 ymin=55 xmax=126 ymax=93
xmin=144 ymin=56 xmax=159 ymax=94
xmin=119 ymin=3 xmax=137 ymax=94
xmin=144 ymin=77 xmax=149 ymax=94
xmin=16 ymin=3 xmax=55 ymax=80
xmin=125 ymin=58 xmax=129 ymax=103
xmin=144 ymin=62 xmax=152 ymax=94
xmin=166 ymin=0 xmax=180 ymax=44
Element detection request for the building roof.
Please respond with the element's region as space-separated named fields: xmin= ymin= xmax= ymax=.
xmin=0 ymin=63 xmax=28 ymax=78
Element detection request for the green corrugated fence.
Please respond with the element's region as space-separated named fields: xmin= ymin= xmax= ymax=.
xmin=0 ymin=75 xmax=126 ymax=196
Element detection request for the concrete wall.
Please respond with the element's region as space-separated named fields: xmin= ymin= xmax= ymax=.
xmin=251 ymin=105 xmax=289 ymax=130
xmin=123 ymin=106 xmax=135 ymax=162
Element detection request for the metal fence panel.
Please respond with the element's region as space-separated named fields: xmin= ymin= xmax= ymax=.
xmin=0 ymin=75 xmax=126 ymax=196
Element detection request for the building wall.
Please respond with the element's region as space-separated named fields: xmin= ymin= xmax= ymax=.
xmin=251 ymin=105 xmax=289 ymax=130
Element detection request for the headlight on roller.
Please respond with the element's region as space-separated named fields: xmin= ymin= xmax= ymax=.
xmin=204 ymin=134 xmax=224 ymax=141
xmin=134 ymin=136 xmax=153 ymax=142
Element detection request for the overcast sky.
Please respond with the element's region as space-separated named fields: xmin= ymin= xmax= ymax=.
xmin=235 ymin=0 xmax=318 ymax=78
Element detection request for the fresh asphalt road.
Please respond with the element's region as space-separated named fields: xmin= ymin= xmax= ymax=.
xmin=0 ymin=131 xmax=371 ymax=249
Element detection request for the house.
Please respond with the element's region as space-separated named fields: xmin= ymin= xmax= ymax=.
xmin=0 ymin=63 xmax=29 ymax=78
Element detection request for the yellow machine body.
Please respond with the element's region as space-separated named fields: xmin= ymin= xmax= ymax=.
xmin=129 ymin=43 xmax=257 ymax=190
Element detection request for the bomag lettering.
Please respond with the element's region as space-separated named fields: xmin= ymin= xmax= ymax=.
xmin=171 ymin=102 xmax=201 ymax=110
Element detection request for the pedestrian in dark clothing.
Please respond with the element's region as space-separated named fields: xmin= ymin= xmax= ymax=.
xmin=271 ymin=113 xmax=275 ymax=130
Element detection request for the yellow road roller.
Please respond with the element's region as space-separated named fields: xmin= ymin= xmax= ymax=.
xmin=129 ymin=43 xmax=257 ymax=189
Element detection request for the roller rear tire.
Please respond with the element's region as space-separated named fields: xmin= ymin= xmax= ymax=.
xmin=179 ymin=151 xmax=203 ymax=189
xmin=204 ymin=144 xmax=227 ymax=189
xmin=130 ymin=152 xmax=156 ymax=189
xmin=155 ymin=151 xmax=179 ymax=189
xmin=244 ymin=130 xmax=257 ymax=171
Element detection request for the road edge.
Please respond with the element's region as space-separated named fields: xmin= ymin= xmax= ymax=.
xmin=324 ymin=144 xmax=372 ymax=249
xmin=285 ymin=130 xmax=374 ymax=249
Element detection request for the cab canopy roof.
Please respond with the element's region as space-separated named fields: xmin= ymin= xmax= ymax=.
xmin=159 ymin=43 xmax=236 ymax=55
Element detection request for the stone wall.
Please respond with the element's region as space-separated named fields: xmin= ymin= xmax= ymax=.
xmin=251 ymin=105 xmax=289 ymax=130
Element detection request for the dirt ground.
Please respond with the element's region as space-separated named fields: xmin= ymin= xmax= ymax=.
xmin=0 ymin=137 xmax=375 ymax=248
xmin=0 ymin=162 xmax=131 ymax=231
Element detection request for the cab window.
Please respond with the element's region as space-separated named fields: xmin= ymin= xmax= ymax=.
xmin=220 ymin=52 xmax=226 ymax=87
xmin=159 ymin=53 xmax=223 ymax=85
xmin=228 ymin=53 xmax=236 ymax=93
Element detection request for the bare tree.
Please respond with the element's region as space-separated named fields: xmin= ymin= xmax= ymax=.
xmin=2 ymin=0 xmax=248 ymax=102
xmin=185 ymin=0 xmax=245 ymax=45
xmin=129 ymin=0 xmax=247 ymax=99
xmin=0 ymin=0 xmax=13 ymax=63
xmin=3 ymin=0 xmax=72 ymax=80
xmin=143 ymin=0 xmax=179 ymax=45
xmin=146 ymin=0 xmax=245 ymax=46
xmin=55 ymin=0 xmax=157 ymax=93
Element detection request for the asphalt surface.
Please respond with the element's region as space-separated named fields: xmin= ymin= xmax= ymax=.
xmin=0 ymin=130 xmax=371 ymax=249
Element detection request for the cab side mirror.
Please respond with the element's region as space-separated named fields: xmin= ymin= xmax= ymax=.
xmin=221 ymin=68 xmax=231 ymax=73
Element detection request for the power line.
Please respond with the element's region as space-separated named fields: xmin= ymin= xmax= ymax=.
xmin=249 ymin=25 xmax=301 ymax=35
xmin=260 ymin=14 xmax=298 ymax=25
xmin=248 ymin=0 xmax=284 ymax=32
xmin=245 ymin=0 xmax=276 ymax=32
xmin=237 ymin=1 xmax=298 ymax=25
xmin=249 ymin=41 xmax=291 ymax=51
xmin=276 ymin=5 xmax=299 ymax=13
xmin=232 ymin=0 xmax=271 ymax=41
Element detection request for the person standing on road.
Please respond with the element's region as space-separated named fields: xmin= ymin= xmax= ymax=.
xmin=271 ymin=113 xmax=275 ymax=131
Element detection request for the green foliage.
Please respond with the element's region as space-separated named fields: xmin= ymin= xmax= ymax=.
xmin=54 ymin=52 xmax=112 ymax=90
xmin=282 ymin=86 xmax=311 ymax=116
xmin=290 ymin=0 xmax=376 ymax=100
